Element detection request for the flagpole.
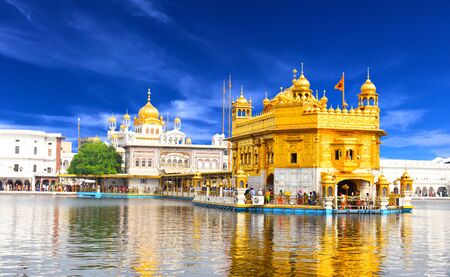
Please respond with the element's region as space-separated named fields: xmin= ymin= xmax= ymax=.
xmin=228 ymin=74 xmax=232 ymax=172
xmin=342 ymin=72 xmax=347 ymax=109
xmin=222 ymin=80 xmax=225 ymax=135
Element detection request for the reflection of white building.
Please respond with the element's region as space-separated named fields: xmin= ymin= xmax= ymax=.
xmin=380 ymin=158 xmax=450 ymax=197
xmin=0 ymin=130 xmax=65 ymax=190
xmin=106 ymin=88 xmax=230 ymax=192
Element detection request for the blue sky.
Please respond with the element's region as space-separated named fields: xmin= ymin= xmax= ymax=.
xmin=0 ymin=0 xmax=449 ymax=159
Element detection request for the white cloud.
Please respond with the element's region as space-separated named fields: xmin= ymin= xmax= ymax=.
xmin=383 ymin=130 xmax=450 ymax=148
xmin=126 ymin=0 xmax=171 ymax=24
xmin=381 ymin=109 xmax=427 ymax=130
xmin=5 ymin=0 xmax=32 ymax=22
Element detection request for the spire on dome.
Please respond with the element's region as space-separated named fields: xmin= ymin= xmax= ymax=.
xmin=301 ymin=62 xmax=304 ymax=75
xmin=367 ymin=67 xmax=370 ymax=79
xmin=147 ymin=88 xmax=151 ymax=102
xmin=293 ymin=68 xmax=297 ymax=79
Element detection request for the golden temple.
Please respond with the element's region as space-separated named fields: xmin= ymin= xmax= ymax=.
xmin=230 ymin=65 xmax=402 ymax=201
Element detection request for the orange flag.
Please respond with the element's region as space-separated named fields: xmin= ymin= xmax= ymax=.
xmin=334 ymin=73 xmax=344 ymax=92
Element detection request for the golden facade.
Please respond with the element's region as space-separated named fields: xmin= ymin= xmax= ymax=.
xmin=231 ymin=66 xmax=385 ymax=197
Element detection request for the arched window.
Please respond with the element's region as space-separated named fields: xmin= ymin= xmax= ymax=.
xmin=382 ymin=187 xmax=388 ymax=197
xmin=335 ymin=149 xmax=342 ymax=160
xmin=146 ymin=128 xmax=149 ymax=134
xmin=237 ymin=110 xmax=241 ymax=117
xmin=369 ymin=97 xmax=375 ymax=106
xmin=156 ymin=129 xmax=159 ymax=134
xmin=135 ymin=159 xmax=140 ymax=167
xmin=327 ymin=186 xmax=333 ymax=197
xmin=151 ymin=128 xmax=154 ymax=134
xmin=148 ymin=159 xmax=152 ymax=167
xmin=142 ymin=160 xmax=146 ymax=167
xmin=346 ymin=149 xmax=354 ymax=160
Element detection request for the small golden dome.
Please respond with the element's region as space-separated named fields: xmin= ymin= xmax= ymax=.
xmin=108 ymin=114 xmax=116 ymax=123
xmin=120 ymin=124 xmax=125 ymax=130
xmin=322 ymin=172 xmax=334 ymax=183
xmin=378 ymin=174 xmax=388 ymax=184
xmin=174 ymin=116 xmax=181 ymax=124
xmin=236 ymin=86 xmax=249 ymax=105
xmin=361 ymin=78 xmax=377 ymax=95
xmin=401 ymin=170 xmax=411 ymax=180
xmin=186 ymin=137 xmax=192 ymax=144
xmin=123 ymin=112 xmax=131 ymax=120
xmin=360 ymin=68 xmax=377 ymax=95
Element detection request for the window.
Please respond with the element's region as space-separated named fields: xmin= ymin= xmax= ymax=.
xmin=290 ymin=153 xmax=297 ymax=164
xmin=48 ymin=149 xmax=52 ymax=156
xmin=135 ymin=160 xmax=140 ymax=167
xmin=15 ymin=139 xmax=20 ymax=142
xmin=15 ymin=146 xmax=19 ymax=154
xmin=47 ymin=167 xmax=52 ymax=173
xmin=33 ymin=164 xmax=37 ymax=172
xmin=148 ymin=160 xmax=152 ymax=167
xmin=142 ymin=160 xmax=146 ymax=167
xmin=335 ymin=149 xmax=342 ymax=160
xmin=346 ymin=149 xmax=354 ymax=160
xmin=48 ymin=142 xmax=52 ymax=145
xmin=34 ymin=147 xmax=37 ymax=155
xmin=14 ymin=164 xmax=19 ymax=172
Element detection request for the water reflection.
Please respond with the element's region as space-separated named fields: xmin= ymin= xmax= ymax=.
xmin=0 ymin=196 xmax=448 ymax=276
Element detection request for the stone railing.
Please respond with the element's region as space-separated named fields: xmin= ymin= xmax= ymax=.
xmin=193 ymin=195 xmax=236 ymax=205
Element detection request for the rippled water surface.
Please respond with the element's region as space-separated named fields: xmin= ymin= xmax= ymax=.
xmin=0 ymin=196 xmax=449 ymax=276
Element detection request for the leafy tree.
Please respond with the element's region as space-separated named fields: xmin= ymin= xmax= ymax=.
xmin=68 ymin=142 xmax=122 ymax=175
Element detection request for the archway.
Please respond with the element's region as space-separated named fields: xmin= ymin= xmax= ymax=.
xmin=337 ymin=180 xmax=357 ymax=196
xmin=429 ymin=187 xmax=435 ymax=197
xmin=15 ymin=179 xmax=23 ymax=191
xmin=422 ymin=187 xmax=428 ymax=196
xmin=437 ymin=186 xmax=448 ymax=197
xmin=415 ymin=187 xmax=421 ymax=197
xmin=24 ymin=180 xmax=31 ymax=191
xmin=266 ymin=174 xmax=274 ymax=191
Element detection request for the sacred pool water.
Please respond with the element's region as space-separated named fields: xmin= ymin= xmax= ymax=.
xmin=0 ymin=196 xmax=448 ymax=276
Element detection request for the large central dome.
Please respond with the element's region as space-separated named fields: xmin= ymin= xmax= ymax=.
xmin=134 ymin=88 xmax=161 ymax=125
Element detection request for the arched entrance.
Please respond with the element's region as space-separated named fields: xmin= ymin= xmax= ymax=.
xmin=415 ymin=187 xmax=421 ymax=197
xmin=266 ymin=174 xmax=274 ymax=191
xmin=337 ymin=180 xmax=357 ymax=196
xmin=14 ymin=179 xmax=23 ymax=191
xmin=24 ymin=180 xmax=31 ymax=191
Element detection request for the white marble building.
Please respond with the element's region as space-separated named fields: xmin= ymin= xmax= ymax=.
xmin=106 ymin=88 xmax=230 ymax=192
xmin=380 ymin=158 xmax=450 ymax=197
xmin=0 ymin=129 xmax=65 ymax=190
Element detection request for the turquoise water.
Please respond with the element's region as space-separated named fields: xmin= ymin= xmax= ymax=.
xmin=0 ymin=196 xmax=448 ymax=276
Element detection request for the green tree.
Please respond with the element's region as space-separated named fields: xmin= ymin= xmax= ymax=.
xmin=68 ymin=142 xmax=122 ymax=175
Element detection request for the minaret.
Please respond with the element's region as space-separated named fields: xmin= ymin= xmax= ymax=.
xmin=358 ymin=68 xmax=379 ymax=110
xmin=108 ymin=113 xmax=117 ymax=131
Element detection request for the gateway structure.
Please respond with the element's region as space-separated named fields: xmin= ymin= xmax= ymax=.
xmin=230 ymin=66 xmax=395 ymax=200
xmin=106 ymin=88 xmax=229 ymax=193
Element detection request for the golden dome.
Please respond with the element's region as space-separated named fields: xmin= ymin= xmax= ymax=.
xmin=377 ymin=174 xmax=389 ymax=184
xmin=108 ymin=114 xmax=116 ymax=123
xmin=295 ymin=74 xmax=311 ymax=92
xmin=322 ymin=172 xmax=334 ymax=184
xmin=186 ymin=137 xmax=192 ymax=144
xmin=360 ymin=69 xmax=377 ymax=95
xmin=401 ymin=170 xmax=411 ymax=180
xmin=236 ymin=86 xmax=249 ymax=105
xmin=174 ymin=116 xmax=181 ymax=124
xmin=120 ymin=124 xmax=125 ymax=130
xmin=135 ymin=88 xmax=161 ymax=125
xmin=123 ymin=111 xmax=131 ymax=120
